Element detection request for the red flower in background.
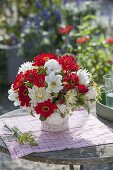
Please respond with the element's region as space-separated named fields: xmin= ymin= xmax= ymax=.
xmin=78 ymin=84 xmax=89 ymax=94
xmin=58 ymin=25 xmax=73 ymax=35
xmin=108 ymin=57 xmax=113 ymax=64
xmin=106 ymin=38 xmax=113 ymax=44
xmin=32 ymin=53 xmax=58 ymax=66
xmin=59 ymin=55 xmax=80 ymax=71
xmin=13 ymin=72 xmax=24 ymax=90
xmin=35 ymin=99 xmax=57 ymax=118
xmin=76 ymin=37 xmax=89 ymax=44
xmin=18 ymin=85 xmax=30 ymax=107
xmin=63 ymin=73 xmax=79 ymax=89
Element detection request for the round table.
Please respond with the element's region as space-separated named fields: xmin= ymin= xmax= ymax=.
xmin=0 ymin=109 xmax=113 ymax=170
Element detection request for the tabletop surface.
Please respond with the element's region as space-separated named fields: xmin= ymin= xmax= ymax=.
xmin=0 ymin=109 xmax=113 ymax=165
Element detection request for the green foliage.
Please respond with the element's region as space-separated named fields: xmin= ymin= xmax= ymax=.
xmin=59 ymin=5 xmax=113 ymax=84
xmin=4 ymin=124 xmax=37 ymax=146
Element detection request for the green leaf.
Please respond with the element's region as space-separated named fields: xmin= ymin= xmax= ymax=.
xmin=39 ymin=115 xmax=47 ymax=121
xmin=60 ymin=113 xmax=65 ymax=118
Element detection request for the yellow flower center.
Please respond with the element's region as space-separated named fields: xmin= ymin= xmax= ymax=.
xmin=44 ymin=57 xmax=49 ymax=61
xmin=23 ymin=90 xmax=28 ymax=96
xmin=51 ymin=81 xmax=56 ymax=88
xmin=70 ymin=79 xmax=75 ymax=86
xmin=42 ymin=106 xmax=50 ymax=112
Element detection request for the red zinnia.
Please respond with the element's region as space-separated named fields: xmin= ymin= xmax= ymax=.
xmin=24 ymin=69 xmax=37 ymax=83
xmin=58 ymin=25 xmax=73 ymax=35
xmin=76 ymin=37 xmax=89 ymax=44
xmin=64 ymin=73 xmax=79 ymax=89
xmin=35 ymin=99 xmax=57 ymax=118
xmin=32 ymin=53 xmax=58 ymax=66
xmin=78 ymin=84 xmax=89 ymax=94
xmin=13 ymin=72 xmax=24 ymax=90
xmin=18 ymin=85 xmax=30 ymax=107
xmin=33 ymin=74 xmax=46 ymax=87
xmin=59 ymin=55 xmax=80 ymax=71
xmin=106 ymin=38 xmax=113 ymax=44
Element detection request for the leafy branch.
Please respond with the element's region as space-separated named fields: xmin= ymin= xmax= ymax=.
xmin=4 ymin=124 xmax=38 ymax=146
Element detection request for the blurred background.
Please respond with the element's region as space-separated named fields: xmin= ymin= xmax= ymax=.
xmin=0 ymin=0 xmax=113 ymax=169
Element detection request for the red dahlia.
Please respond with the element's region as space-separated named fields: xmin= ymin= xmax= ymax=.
xmin=13 ymin=72 xmax=24 ymax=90
xmin=63 ymin=73 xmax=79 ymax=89
xmin=78 ymin=84 xmax=89 ymax=94
xmin=106 ymin=38 xmax=113 ymax=44
xmin=35 ymin=99 xmax=57 ymax=118
xmin=58 ymin=25 xmax=73 ymax=35
xmin=32 ymin=53 xmax=58 ymax=66
xmin=76 ymin=37 xmax=89 ymax=44
xmin=59 ymin=55 xmax=80 ymax=71
xmin=18 ymin=85 xmax=30 ymax=107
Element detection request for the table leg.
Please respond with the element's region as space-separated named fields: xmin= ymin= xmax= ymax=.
xmin=80 ymin=165 xmax=84 ymax=170
xmin=69 ymin=165 xmax=74 ymax=170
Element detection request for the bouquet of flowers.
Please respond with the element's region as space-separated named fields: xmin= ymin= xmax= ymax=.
xmin=8 ymin=53 xmax=98 ymax=122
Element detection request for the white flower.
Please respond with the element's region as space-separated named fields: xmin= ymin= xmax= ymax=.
xmin=28 ymin=86 xmax=51 ymax=106
xmin=65 ymin=89 xmax=77 ymax=105
xmin=85 ymin=86 xmax=97 ymax=100
xmin=57 ymin=104 xmax=68 ymax=115
xmin=45 ymin=71 xmax=63 ymax=93
xmin=77 ymin=69 xmax=90 ymax=85
xmin=18 ymin=62 xmax=34 ymax=73
xmin=44 ymin=59 xmax=61 ymax=74
xmin=8 ymin=86 xmax=20 ymax=106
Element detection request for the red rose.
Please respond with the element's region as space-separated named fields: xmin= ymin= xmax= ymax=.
xmin=63 ymin=73 xmax=79 ymax=90
xmin=18 ymin=85 xmax=30 ymax=107
xmin=32 ymin=53 xmax=58 ymax=66
xmin=58 ymin=25 xmax=73 ymax=35
xmin=78 ymin=84 xmax=89 ymax=94
xmin=35 ymin=99 xmax=57 ymax=118
xmin=59 ymin=55 xmax=80 ymax=72
xmin=76 ymin=37 xmax=89 ymax=44
xmin=13 ymin=72 xmax=24 ymax=90
xmin=106 ymin=38 xmax=113 ymax=44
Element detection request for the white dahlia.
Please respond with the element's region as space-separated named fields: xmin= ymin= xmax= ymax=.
xmin=18 ymin=62 xmax=34 ymax=73
xmin=28 ymin=86 xmax=51 ymax=106
xmin=44 ymin=59 xmax=61 ymax=74
xmin=8 ymin=86 xmax=20 ymax=106
xmin=85 ymin=86 xmax=97 ymax=100
xmin=65 ymin=89 xmax=77 ymax=105
xmin=77 ymin=69 xmax=90 ymax=85
xmin=45 ymin=71 xmax=63 ymax=93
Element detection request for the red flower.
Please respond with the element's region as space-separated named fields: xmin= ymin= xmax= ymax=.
xmin=78 ymin=84 xmax=89 ymax=94
xmin=64 ymin=73 xmax=79 ymax=89
xmin=108 ymin=57 xmax=113 ymax=64
xmin=106 ymin=38 xmax=113 ymax=44
xmin=59 ymin=55 xmax=80 ymax=71
xmin=13 ymin=72 xmax=24 ymax=90
xmin=18 ymin=85 xmax=30 ymax=107
xmin=34 ymin=74 xmax=46 ymax=87
xmin=24 ymin=69 xmax=37 ymax=83
xmin=76 ymin=37 xmax=89 ymax=44
xmin=35 ymin=99 xmax=57 ymax=118
xmin=32 ymin=53 xmax=58 ymax=66
xmin=58 ymin=25 xmax=73 ymax=35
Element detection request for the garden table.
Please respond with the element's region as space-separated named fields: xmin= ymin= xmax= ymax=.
xmin=0 ymin=109 xmax=113 ymax=170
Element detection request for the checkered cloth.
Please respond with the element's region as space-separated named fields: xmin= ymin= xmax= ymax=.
xmin=0 ymin=109 xmax=113 ymax=159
